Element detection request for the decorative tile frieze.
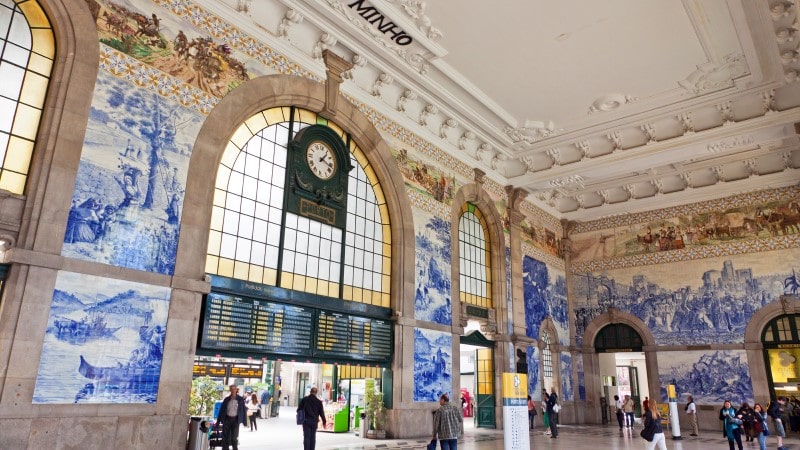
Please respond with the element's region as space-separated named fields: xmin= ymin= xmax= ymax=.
xmin=522 ymin=242 xmax=565 ymax=270
xmin=407 ymin=188 xmax=450 ymax=217
xmin=572 ymin=186 xmax=800 ymax=234
xmin=571 ymin=233 xmax=800 ymax=274
xmin=99 ymin=45 xmax=217 ymax=115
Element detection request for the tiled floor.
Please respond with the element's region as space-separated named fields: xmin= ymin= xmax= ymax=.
xmin=209 ymin=406 xmax=796 ymax=450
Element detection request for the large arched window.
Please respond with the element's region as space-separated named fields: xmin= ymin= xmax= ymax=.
xmin=458 ymin=202 xmax=491 ymax=308
xmin=205 ymin=107 xmax=391 ymax=307
xmin=0 ymin=0 xmax=54 ymax=194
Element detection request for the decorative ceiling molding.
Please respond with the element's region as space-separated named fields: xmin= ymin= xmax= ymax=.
xmin=588 ymin=93 xmax=638 ymax=114
xmin=323 ymin=0 xmax=431 ymax=73
xmin=504 ymin=120 xmax=561 ymax=144
xmin=384 ymin=0 xmax=443 ymax=41
xmin=678 ymin=52 xmax=749 ymax=95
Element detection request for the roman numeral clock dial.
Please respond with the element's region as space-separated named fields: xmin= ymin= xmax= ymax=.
xmin=306 ymin=142 xmax=336 ymax=180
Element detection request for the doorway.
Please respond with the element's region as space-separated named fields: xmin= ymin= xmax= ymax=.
xmin=461 ymin=330 xmax=495 ymax=429
xmin=595 ymin=323 xmax=648 ymax=423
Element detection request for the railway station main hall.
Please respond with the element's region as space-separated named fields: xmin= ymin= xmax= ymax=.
xmin=0 ymin=0 xmax=799 ymax=448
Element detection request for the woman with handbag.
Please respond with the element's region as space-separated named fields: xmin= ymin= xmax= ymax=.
xmin=641 ymin=399 xmax=666 ymax=450
xmin=721 ymin=400 xmax=744 ymax=450
xmin=246 ymin=392 xmax=260 ymax=431
xmin=753 ymin=403 xmax=769 ymax=450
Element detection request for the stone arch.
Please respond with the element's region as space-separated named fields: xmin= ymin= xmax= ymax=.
xmin=175 ymin=75 xmax=414 ymax=314
xmin=450 ymin=182 xmax=507 ymax=334
xmin=582 ymin=309 xmax=657 ymax=350
xmin=580 ymin=309 xmax=659 ymax=424
xmin=20 ymin=0 xmax=99 ymax=251
xmin=539 ymin=316 xmax=561 ymax=393
xmin=743 ymin=295 xmax=800 ymax=402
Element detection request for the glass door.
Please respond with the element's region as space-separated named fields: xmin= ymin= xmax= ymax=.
xmin=475 ymin=348 xmax=495 ymax=428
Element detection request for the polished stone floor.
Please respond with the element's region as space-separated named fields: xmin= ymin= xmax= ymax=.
xmin=214 ymin=406 xmax=797 ymax=450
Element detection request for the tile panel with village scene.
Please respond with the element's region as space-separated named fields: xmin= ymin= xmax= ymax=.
xmin=413 ymin=328 xmax=453 ymax=402
xmin=413 ymin=209 xmax=453 ymax=325
xmin=522 ymin=256 xmax=569 ymax=345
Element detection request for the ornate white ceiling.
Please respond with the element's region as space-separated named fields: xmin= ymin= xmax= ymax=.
xmin=214 ymin=0 xmax=800 ymax=222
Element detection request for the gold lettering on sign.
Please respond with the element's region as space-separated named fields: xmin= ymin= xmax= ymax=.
xmin=300 ymin=198 xmax=336 ymax=225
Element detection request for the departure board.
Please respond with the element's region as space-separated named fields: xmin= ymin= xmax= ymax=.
xmin=201 ymin=293 xmax=314 ymax=355
xmin=316 ymin=310 xmax=392 ymax=361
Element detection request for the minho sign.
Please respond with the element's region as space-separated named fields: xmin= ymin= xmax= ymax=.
xmin=347 ymin=0 xmax=413 ymax=45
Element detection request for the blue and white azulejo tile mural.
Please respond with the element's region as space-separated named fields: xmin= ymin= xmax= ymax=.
xmin=658 ymin=349 xmax=753 ymax=406
xmin=33 ymin=271 xmax=171 ymax=404
xmin=572 ymin=248 xmax=800 ymax=346
xmin=527 ymin=345 xmax=541 ymax=400
xmin=414 ymin=209 xmax=452 ymax=325
xmin=413 ymin=327 xmax=452 ymax=402
xmin=560 ymin=353 xmax=573 ymax=401
xmin=523 ymin=256 xmax=568 ymax=343
xmin=62 ymin=71 xmax=204 ymax=275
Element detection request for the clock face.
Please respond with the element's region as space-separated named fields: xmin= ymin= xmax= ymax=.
xmin=306 ymin=141 xmax=336 ymax=180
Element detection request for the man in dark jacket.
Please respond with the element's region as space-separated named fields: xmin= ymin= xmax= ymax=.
xmin=298 ymin=387 xmax=327 ymax=450
xmin=219 ymin=384 xmax=246 ymax=450
xmin=546 ymin=387 xmax=559 ymax=438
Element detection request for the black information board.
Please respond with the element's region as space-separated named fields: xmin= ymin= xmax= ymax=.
xmin=201 ymin=292 xmax=314 ymax=355
xmin=316 ymin=311 xmax=392 ymax=361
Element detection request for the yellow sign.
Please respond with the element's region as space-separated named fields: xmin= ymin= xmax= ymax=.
xmin=768 ymin=348 xmax=800 ymax=383
xmin=501 ymin=373 xmax=527 ymax=406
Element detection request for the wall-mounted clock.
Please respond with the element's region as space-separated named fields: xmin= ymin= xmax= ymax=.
xmin=285 ymin=124 xmax=353 ymax=228
xmin=306 ymin=141 xmax=337 ymax=180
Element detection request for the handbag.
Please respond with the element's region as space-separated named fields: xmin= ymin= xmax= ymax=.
xmin=552 ymin=403 xmax=561 ymax=413
xmin=761 ymin=420 xmax=770 ymax=436
xmin=640 ymin=426 xmax=655 ymax=442
xmin=296 ymin=409 xmax=305 ymax=425
xmin=427 ymin=439 xmax=437 ymax=450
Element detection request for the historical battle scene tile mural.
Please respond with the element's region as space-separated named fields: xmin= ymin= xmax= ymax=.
xmin=413 ymin=328 xmax=452 ymax=402
xmin=93 ymin=0 xmax=259 ymax=98
xmin=658 ymin=350 xmax=753 ymax=405
xmin=572 ymin=248 xmax=800 ymax=346
xmin=394 ymin=147 xmax=456 ymax=204
xmin=414 ymin=209 xmax=452 ymax=325
xmin=570 ymin=195 xmax=800 ymax=263
xmin=62 ymin=71 xmax=203 ymax=275
xmin=34 ymin=271 xmax=170 ymax=404
xmin=522 ymin=256 xmax=568 ymax=344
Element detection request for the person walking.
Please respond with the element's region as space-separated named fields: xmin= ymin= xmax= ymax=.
xmin=260 ymin=388 xmax=272 ymax=419
xmin=737 ymin=402 xmax=755 ymax=443
xmin=433 ymin=393 xmax=463 ymax=450
xmin=527 ymin=395 xmax=537 ymax=430
xmin=686 ymin=395 xmax=699 ymax=436
xmin=753 ymin=403 xmax=769 ymax=450
xmin=219 ymin=384 xmax=246 ymax=450
xmin=614 ymin=394 xmax=624 ymax=431
xmin=546 ymin=387 xmax=559 ymax=439
xmin=767 ymin=397 xmax=787 ymax=450
xmin=623 ymin=394 xmax=636 ymax=429
xmin=642 ymin=398 xmax=667 ymax=450
xmin=298 ymin=387 xmax=326 ymax=450
xmin=721 ymin=400 xmax=744 ymax=450
xmin=246 ymin=392 xmax=260 ymax=431
xmin=541 ymin=389 xmax=550 ymax=435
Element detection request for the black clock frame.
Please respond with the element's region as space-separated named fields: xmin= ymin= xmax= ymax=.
xmin=285 ymin=124 xmax=353 ymax=228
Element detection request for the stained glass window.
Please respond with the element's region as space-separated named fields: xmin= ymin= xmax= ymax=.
xmin=0 ymin=0 xmax=54 ymax=194
xmin=458 ymin=203 xmax=491 ymax=308
xmin=207 ymin=107 xmax=391 ymax=307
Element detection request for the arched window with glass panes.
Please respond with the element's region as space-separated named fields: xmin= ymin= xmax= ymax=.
xmin=0 ymin=0 xmax=54 ymax=194
xmin=205 ymin=107 xmax=391 ymax=307
xmin=541 ymin=331 xmax=553 ymax=379
xmin=458 ymin=203 xmax=492 ymax=309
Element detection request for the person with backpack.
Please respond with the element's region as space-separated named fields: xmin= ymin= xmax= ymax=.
xmin=685 ymin=395 xmax=698 ymax=436
xmin=767 ymin=397 xmax=787 ymax=450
